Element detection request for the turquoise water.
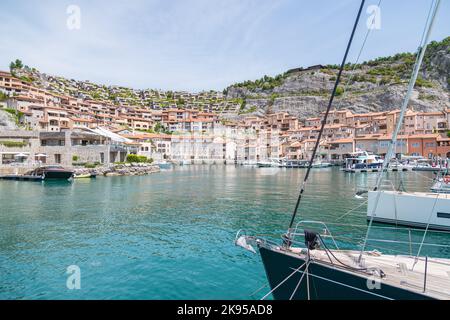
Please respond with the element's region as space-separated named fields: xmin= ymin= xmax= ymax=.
xmin=1 ymin=166 xmax=449 ymax=299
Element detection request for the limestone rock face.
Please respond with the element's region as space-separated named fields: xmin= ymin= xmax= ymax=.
xmin=0 ymin=110 xmax=19 ymax=130
xmin=224 ymin=37 xmax=450 ymax=120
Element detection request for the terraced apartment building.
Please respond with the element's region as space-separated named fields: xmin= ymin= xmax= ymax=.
xmin=1 ymin=70 xmax=450 ymax=165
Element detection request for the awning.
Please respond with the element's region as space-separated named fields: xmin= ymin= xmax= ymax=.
xmin=14 ymin=153 xmax=29 ymax=158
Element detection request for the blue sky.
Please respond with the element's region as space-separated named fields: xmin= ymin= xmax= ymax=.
xmin=0 ymin=0 xmax=449 ymax=92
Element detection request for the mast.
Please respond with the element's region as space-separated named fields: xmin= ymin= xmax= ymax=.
xmin=286 ymin=0 xmax=366 ymax=236
xmin=360 ymin=0 xmax=441 ymax=256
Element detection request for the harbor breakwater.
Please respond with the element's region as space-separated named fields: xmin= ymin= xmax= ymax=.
xmin=74 ymin=163 xmax=161 ymax=177
xmin=0 ymin=163 xmax=160 ymax=177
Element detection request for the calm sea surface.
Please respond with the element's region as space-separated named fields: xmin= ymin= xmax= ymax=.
xmin=1 ymin=166 xmax=449 ymax=299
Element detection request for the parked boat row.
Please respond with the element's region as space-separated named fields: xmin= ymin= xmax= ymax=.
xmin=254 ymin=158 xmax=332 ymax=169
xmin=342 ymin=151 xmax=448 ymax=173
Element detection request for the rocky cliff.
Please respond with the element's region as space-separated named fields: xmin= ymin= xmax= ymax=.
xmin=225 ymin=36 xmax=450 ymax=119
xmin=0 ymin=109 xmax=20 ymax=130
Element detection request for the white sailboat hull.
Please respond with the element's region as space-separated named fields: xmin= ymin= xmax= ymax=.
xmin=367 ymin=191 xmax=450 ymax=231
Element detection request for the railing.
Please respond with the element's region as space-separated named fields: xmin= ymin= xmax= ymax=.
xmin=278 ymin=220 xmax=450 ymax=262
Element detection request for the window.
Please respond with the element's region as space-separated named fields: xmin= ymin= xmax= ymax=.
xmin=54 ymin=154 xmax=61 ymax=164
xmin=412 ymin=143 xmax=420 ymax=148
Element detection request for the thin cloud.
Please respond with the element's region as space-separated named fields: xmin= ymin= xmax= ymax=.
xmin=0 ymin=0 xmax=449 ymax=92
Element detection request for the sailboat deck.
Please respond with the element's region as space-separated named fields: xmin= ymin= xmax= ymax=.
xmin=289 ymin=247 xmax=450 ymax=299
xmin=381 ymin=191 xmax=450 ymax=199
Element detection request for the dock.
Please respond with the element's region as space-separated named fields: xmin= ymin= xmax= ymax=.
xmin=0 ymin=175 xmax=43 ymax=181
xmin=343 ymin=168 xmax=381 ymax=173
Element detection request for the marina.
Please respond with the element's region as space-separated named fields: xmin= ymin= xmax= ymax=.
xmin=1 ymin=0 xmax=450 ymax=304
xmin=1 ymin=165 xmax=449 ymax=299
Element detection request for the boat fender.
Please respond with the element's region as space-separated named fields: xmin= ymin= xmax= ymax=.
xmin=235 ymin=236 xmax=256 ymax=254
xmin=304 ymin=229 xmax=320 ymax=251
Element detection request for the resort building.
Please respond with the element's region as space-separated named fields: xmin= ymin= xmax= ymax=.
xmin=1 ymin=68 xmax=450 ymax=164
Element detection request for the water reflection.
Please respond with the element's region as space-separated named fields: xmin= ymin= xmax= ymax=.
xmin=0 ymin=166 xmax=448 ymax=299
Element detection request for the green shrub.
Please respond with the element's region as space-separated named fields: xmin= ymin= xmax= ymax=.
xmin=414 ymin=77 xmax=434 ymax=88
xmin=0 ymin=140 xmax=27 ymax=147
xmin=72 ymin=155 xmax=79 ymax=162
xmin=126 ymin=154 xmax=152 ymax=163
xmin=2 ymin=108 xmax=24 ymax=124
xmin=335 ymin=86 xmax=345 ymax=96
xmin=0 ymin=92 xmax=8 ymax=101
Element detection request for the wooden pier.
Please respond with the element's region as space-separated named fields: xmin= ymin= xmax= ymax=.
xmin=0 ymin=175 xmax=43 ymax=181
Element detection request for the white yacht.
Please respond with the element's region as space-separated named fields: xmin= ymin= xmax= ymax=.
xmin=241 ymin=160 xmax=257 ymax=166
xmin=343 ymin=151 xmax=383 ymax=172
xmin=311 ymin=160 xmax=332 ymax=168
xmin=257 ymin=158 xmax=282 ymax=168
xmin=368 ymin=190 xmax=450 ymax=231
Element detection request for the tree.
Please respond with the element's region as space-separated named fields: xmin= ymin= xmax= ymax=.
xmin=15 ymin=59 xmax=23 ymax=68
xmin=9 ymin=59 xmax=24 ymax=71
xmin=154 ymin=122 xmax=163 ymax=133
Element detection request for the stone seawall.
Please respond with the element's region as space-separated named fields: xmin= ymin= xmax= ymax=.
xmin=0 ymin=163 xmax=160 ymax=177
xmin=74 ymin=163 xmax=161 ymax=177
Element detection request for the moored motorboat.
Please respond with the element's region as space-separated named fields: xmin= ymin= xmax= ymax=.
xmin=280 ymin=159 xmax=308 ymax=168
xmin=156 ymin=161 xmax=173 ymax=170
xmin=28 ymin=165 xmax=74 ymax=180
xmin=431 ymin=175 xmax=450 ymax=193
xmin=343 ymin=151 xmax=383 ymax=172
xmin=74 ymin=173 xmax=97 ymax=179
xmin=311 ymin=160 xmax=332 ymax=168
xmin=257 ymin=158 xmax=282 ymax=168
xmin=412 ymin=160 xmax=446 ymax=172
xmin=241 ymin=160 xmax=257 ymax=166
xmin=388 ymin=159 xmax=414 ymax=172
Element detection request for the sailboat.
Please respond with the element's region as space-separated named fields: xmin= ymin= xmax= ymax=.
xmin=235 ymin=0 xmax=450 ymax=300
xmin=365 ymin=2 xmax=450 ymax=232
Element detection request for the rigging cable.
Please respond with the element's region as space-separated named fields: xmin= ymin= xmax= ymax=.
xmin=334 ymin=0 xmax=383 ymax=112
xmin=286 ymin=0 xmax=366 ymax=239
xmin=360 ymin=0 xmax=441 ymax=260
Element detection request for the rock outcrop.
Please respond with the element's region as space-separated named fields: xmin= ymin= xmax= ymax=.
xmin=74 ymin=163 xmax=160 ymax=177
xmin=225 ymin=36 xmax=450 ymax=119
xmin=0 ymin=109 xmax=19 ymax=130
